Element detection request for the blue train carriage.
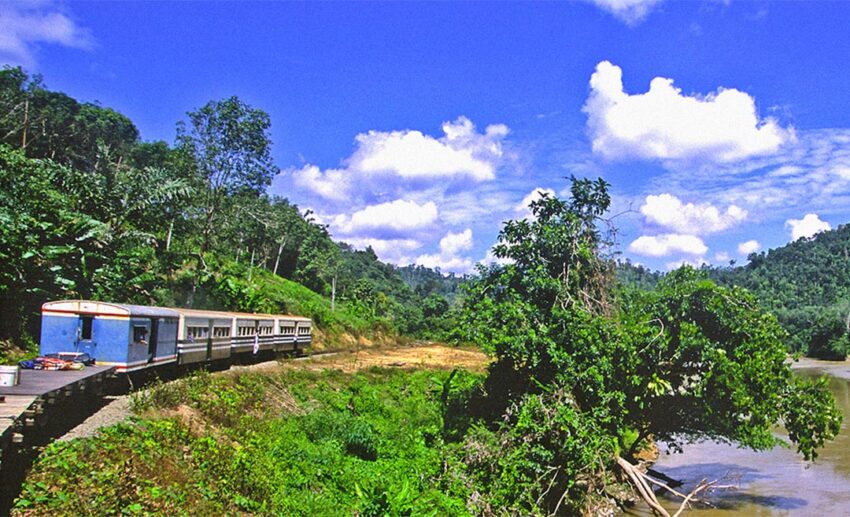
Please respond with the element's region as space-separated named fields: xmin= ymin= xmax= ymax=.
xmin=173 ymin=309 xmax=235 ymax=365
xmin=40 ymin=300 xmax=179 ymax=373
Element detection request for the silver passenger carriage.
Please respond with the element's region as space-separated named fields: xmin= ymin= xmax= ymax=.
xmin=174 ymin=308 xmax=235 ymax=364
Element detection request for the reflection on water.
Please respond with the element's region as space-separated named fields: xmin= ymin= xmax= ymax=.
xmin=627 ymin=368 xmax=850 ymax=516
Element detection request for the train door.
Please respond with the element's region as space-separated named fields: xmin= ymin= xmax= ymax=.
xmin=206 ymin=320 xmax=214 ymax=361
xmin=147 ymin=318 xmax=159 ymax=364
xmin=76 ymin=315 xmax=96 ymax=356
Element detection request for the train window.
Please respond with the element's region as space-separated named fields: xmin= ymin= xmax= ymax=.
xmin=298 ymin=327 xmax=311 ymax=335
xmin=239 ymin=326 xmax=254 ymax=337
xmin=260 ymin=326 xmax=272 ymax=335
xmin=133 ymin=325 xmax=149 ymax=343
xmin=188 ymin=326 xmax=209 ymax=339
xmin=213 ymin=327 xmax=230 ymax=338
xmin=80 ymin=317 xmax=93 ymax=340
xmin=281 ymin=325 xmax=295 ymax=335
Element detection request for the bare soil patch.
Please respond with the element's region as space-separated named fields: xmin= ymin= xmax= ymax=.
xmin=288 ymin=344 xmax=490 ymax=373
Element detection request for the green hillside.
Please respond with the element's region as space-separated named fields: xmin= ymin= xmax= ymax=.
xmin=710 ymin=224 xmax=850 ymax=359
xmin=615 ymin=225 xmax=850 ymax=359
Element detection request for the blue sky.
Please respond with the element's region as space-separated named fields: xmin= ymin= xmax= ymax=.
xmin=3 ymin=1 xmax=850 ymax=273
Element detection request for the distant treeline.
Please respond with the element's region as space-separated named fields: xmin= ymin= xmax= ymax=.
xmin=616 ymin=226 xmax=850 ymax=359
xmin=0 ymin=66 xmax=459 ymax=354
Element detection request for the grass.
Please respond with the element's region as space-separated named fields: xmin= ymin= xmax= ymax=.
xmin=16 ymin=366 xmax=486 ymax=516
xmin=0 ymin=337 xmax=38 ymax=365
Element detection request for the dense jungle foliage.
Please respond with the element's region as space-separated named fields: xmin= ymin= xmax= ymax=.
xmin=708 ymin=225 xmax=850 ymax=359
xmin=0 ymin=66 xmax=459 ymax=360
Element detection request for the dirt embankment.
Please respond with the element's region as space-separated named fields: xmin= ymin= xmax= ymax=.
xmin=286 ymin=344 xmax=490 ymax=373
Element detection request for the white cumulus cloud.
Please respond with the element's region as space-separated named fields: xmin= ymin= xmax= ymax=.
xmin=289 ymin=116 xmax=508 ymax=201
xmin=333 ymin=199 xmax=438 ymax=236
xmin=628 ymin=234 xmax=708 ymax=257
xmin=584 ymin=61 xmax=794 ymax=164
xmin=414 ymin=253 xmax=474 ymax=274
xmin=514 ymin=187 xmax=557 ymax=220
xmin=438 ymin=229 xmax=473 ymax=256
xmin=415 ymin=228 xmax=475 ymax=274
xmin=786 ymin=213 xmax=831 ymax=241
xmin=0 ymin=2 xmax=92 ymax=66
xmin=640 ymin=193 xmax=747 ymax=235
xmin=737 ymin=240 xmax=761 ymax=255
xmin=586 ymin=0 xmax=663 ymax=25
xmin=291 ymin=165 xmax=350 ymax=202
xmin=341 ymin=237 xmax=423 ymax=265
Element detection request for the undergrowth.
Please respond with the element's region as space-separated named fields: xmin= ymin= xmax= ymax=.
xmin=16 ymin=368 xmax=483 ymax=516
xmin=17 ymin=364 xmax=628 ymax=515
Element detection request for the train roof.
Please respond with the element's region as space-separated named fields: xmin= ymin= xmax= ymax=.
xmin=43 ymin=300 xmax=310 ymax=322
xmin=42 ymin=300 xmax=180 ymax=319
xmin=171 ymin=307 xmax=241 ymax=319
xmin=172 ymin=308 xmax=309 ymax=321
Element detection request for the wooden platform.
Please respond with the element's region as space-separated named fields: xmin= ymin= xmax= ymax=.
xmin=0 ymin=365 xmax=116 ymax=457
xmin=0 ymin=366 xmax=115 ymax=397
xmin=0 ymin=396 xmax=37 ymax=441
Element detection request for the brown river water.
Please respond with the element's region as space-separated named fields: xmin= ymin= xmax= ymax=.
xmin=627 ymin=359 xmax=850 ymax=516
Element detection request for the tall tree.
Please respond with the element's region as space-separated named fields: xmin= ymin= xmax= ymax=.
xmin=176 ymin=96 xmax=276 ymax=264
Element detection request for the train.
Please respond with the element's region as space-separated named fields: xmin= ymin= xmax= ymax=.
xmin=39 ymin=300 xmax=312 ymax=373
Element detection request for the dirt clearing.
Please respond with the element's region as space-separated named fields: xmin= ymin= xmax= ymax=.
xmin=286 ymin=344 xmax=490 ymax=373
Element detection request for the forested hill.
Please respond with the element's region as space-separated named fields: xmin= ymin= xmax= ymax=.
xmin=713 ymin=224 xmax=850 ymax=308
xmin=616 ymin=225 xmax=850 ymax=359
xmin=0 ymin=66 xmax=458 ymax=358
xmin=709 ymin=224 xmax=850 ymax=358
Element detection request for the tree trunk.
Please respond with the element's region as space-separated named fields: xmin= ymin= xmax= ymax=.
xmin=165 ymin=217 xmax=174 ymax=252
xmin=617 ymin=457 xmax=670 ymax=517
xmin=21 ymin=98 xmax=28 ymax=149
xmin=273 ymin=235 xmax=287 ymax=276
xmin=331 ymin=275 xmax=336 ymax=312
xmin=190 ymin=206 xmax=217 ymax=309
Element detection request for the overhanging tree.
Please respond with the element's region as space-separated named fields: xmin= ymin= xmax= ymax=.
xmin=461 ymin=177 xmax=841 ymax=514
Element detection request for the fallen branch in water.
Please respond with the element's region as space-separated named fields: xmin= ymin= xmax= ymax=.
xmin=647 ymin=468 xmax=683 ymax=488
xmin=617 ymin=456 xmax=670 ymax=517
xmin=617 ymin=457 xmax=737 ymax=516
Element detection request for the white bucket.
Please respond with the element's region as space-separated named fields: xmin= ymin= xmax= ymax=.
xmin=0 ymin=365 xmax=20 ymax=387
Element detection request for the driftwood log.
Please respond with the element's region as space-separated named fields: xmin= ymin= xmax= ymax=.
xmin=616 ymin=456 xmax=734 ymax=516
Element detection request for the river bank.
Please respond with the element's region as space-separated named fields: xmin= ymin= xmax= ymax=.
xmin=789 ymin=356 xmax=850 ymax=379
xmin=628 ymin=360 xmax=850 ymax=516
